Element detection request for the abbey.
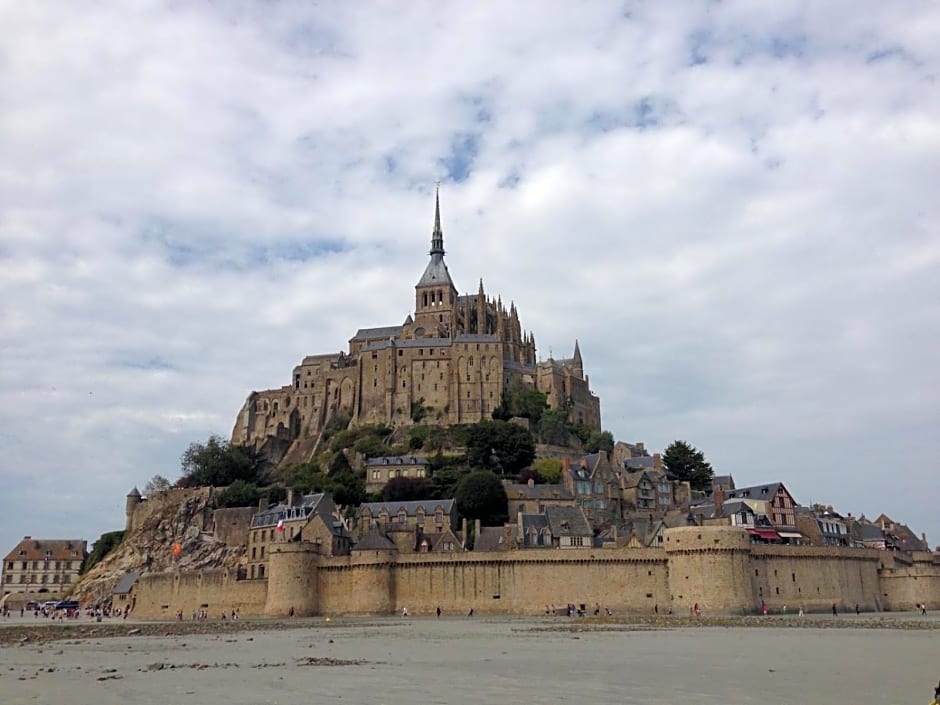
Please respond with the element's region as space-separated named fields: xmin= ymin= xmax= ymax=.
xmin=232 ymin=189 xmax=601 ymax=461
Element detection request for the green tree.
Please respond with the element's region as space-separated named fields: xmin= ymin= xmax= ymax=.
xmin=81 ymin=530 xmax=125 ymax=574
xmin=585 ymin=430 xmax=615 ymax=454
xmin=326 ymin=470 xmax=365 ymax=507
xmin=382 ymin=476 xmax=433 ymax=502
xmin=494 ymin=385 xmax=549 ymax=424
xmin=465 ymin=420 xmax=535 ymax=475
xmin=537 ymin=409 xmax=571 ymax=445
xmin=410 ymin=398 xmax=429 ymax=423
xmin=281 ymin=461 xmax=323 ymax=493
xmin=216 ymin=479 xmax=262 ymax=508
xmin=662 ymin=440 xmax=714 ymax=491
xmin=532 ymin=458 xmax=563 ymax=484
xmin=180 ymin=435 xmax=268 ymax=487
xmin=454 ymin=470 xmax=508 ymax=525
xmin=429 ymin=466 xmax=465 ymax=499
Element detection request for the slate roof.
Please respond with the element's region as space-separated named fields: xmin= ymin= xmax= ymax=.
xmin=112 ymin=571 xmax=140 ymax=595
xmin=544 ymin=506 xmax=592 ymax=537
xmin=712 ymin=475 xmax=736 ymax=491
xmin=353 ymin=528 xmax=397 ymax=551
xmin=355 ymin=499 xmax=455 ymax=518
xmin=504 ymin=483 xmax=573 ymax=501
xmin=252 ymin=493 xmax=329 ymax=528
xmin=474 ymin=527 xmax=510 ymax=552
xmin=351 ymin=325 xmax=404 ymax=341
xmin=624 ymin=456 xmax=654 ymax=470
xmin=366 ymin=455 xmax=428 ymax=467
xmin=4 ymin=538 xmax=87 ymax=562
xmin=416 ymin=254 xmax=454 ymax=288
xmin=725 ymin=482 xmax=790 ymax=503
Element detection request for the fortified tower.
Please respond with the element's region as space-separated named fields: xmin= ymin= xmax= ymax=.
xmin=125 ymin=487 xmax=142 ymax=533
xmin=264 ymin=543 xmax=320 ymax=617
xmin=665 ymin=526 xmax=755 ymax=614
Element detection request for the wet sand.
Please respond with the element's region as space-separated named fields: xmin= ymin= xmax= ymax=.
xmin=1 ymin=614 xmax=937 ymax=704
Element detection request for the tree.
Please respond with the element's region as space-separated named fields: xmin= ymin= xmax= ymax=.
xmin=326 ymin=470 xmax=365 ymax=507
xmin=585 ymin=430 xmax=614 ymax=454
xmin=216 ymin=480 xmax=262 ymax=508
xmin=494 ymin=385 xmax=548 ymax=424
xmin=382 ymin=476 xmax=433 ymax=502
xmin=532 ymin=458 xmax=563 ymax=484
xmin=81 ymin=530 xmax=125 ymax=574
xmin=454 ymin=470 xmax=508 ymax=525
xmin=537 ymin=409 xmax=570 ymax=446
xmin=144 ymin=474 xmax=172 ymax=495
xmin=465 ymin=420 xmax=535 ymax=475
xmin=429 ymin=466 xmax=464 ymax=499
xmin=180 ymin=435 xmax=268 ymax=487
xmin=662 ymin=440 xmax=714 ymax=491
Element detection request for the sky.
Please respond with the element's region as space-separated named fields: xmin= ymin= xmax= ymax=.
xmin=1 ymin=1 xmax=938 ymax=557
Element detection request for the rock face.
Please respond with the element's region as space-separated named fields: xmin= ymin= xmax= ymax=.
xmin=71 ymin=488 xmax=246 ymax=606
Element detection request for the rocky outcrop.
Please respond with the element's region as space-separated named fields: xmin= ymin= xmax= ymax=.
xmin=71 ymin=487 xmax=245 ymax=606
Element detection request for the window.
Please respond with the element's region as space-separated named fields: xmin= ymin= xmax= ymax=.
xmin=260 ymin=547 xmax=265 ymax=559
xmin=570 ymin=537 xmax=584 ymax=547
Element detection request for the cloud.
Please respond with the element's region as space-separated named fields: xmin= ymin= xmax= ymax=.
xmin=1 ymin=1 xmax=938 ymax=553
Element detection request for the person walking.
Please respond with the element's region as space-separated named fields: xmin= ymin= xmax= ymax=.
xmin=831 ymin=603 xmax=838 ymax=616
xmin=436 ymin=606 xmax=441 ymax=618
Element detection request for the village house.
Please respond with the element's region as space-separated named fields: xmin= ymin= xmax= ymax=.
xmin=353 ymin=499 xmax=460 ymax=553
xmin=1 ymin=537 xmax=87 ymax=595
xmin=723 ymin=482 xmax=803 ymax=543
xmin=795 ymin=506 xmax=852 ymax=547
xmin=563 ymin=454 xmax=621 ymax=528
xmin=514 ymin=505 xmax=594 ymax=549
xmin=504 ymin=478 xmax=575 ymax=516
xmin=247 ymin=490 xmax=347 ymax=579
xmin=365 ymin=455 xmax=430 ymax=493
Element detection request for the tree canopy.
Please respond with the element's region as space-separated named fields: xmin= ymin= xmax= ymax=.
xmin=179 ymin=435 xmax=268 ymax=487
xmin=382 ymin=476 xmax=434 ymax=502
xmin=662 ymin=440 xmax=714 ymax=491
xmin=493 ymin=384 xmax=549 ymax=424
xmin=144 ymin=474 xmax=172 ymax=495
xmin=454 ymin=470 xmax=508 ymax=525
xmin=81 ymin=530 xmax=125 ymax=574
xmin=585 ymin=430 xmax=614 ymax=454
xmin=464 ymin=420 xmax=535 ymax=475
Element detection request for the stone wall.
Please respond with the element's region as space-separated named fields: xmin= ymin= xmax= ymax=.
xmin=211 ymin=507 xmax=255 ymax=548
xmin=131 ymin=527 xmax=940 ymax=618
xmin=132 ymin=569 xmax=267 ymax=618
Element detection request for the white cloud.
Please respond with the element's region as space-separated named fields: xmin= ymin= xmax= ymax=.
xmin=1 ymin=1 xmax=938 ymax=552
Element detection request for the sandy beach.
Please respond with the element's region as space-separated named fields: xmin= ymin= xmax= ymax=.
xmin=1 ymin=613 xmax=937 ymax=705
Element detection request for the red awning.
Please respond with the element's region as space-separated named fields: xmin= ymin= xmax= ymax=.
xmin=748 ymin=529 xmax=781 ymax=540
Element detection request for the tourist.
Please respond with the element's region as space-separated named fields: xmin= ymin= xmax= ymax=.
xmin=402 ymin=606 xmax=409 ymax=618
xmin=436 ymin=606 xmax=441 ymax=618
xmin=798 ymin=606 xmax=804 ymax=617
xmin=467 ymin=607 xmax=474 ymax=617
xmin=921 ymin=603 xmax=927 ymax=616
xmin=831 ymin=603 xmax=838 ymax=616
xmin=288 ymin=606 xmax=295 ymax=617
xmin=855 ymin=604 xmax=860 ymax=615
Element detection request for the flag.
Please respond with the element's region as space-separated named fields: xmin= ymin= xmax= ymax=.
xmin=172 ymin=542 xmax=182 ymax=557
xmin=276 ymin=519 xmax=284 ymax=532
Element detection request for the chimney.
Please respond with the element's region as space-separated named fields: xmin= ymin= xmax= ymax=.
xmin=713 ymin=484 xmax=725 ymax=518
xmin=474 ymin=519 xmax=481 ymax=544
xmin=527 ymin=477 xmax=535 ymax=488
xmin=258 ymin=497 xmax=266 ymax=512
xmin=636 ymin=442 xmax=645 ymax=452
xmin=286 ymin=487 xmax=295 ymax=506
xmin=562 ymin=457 xmax=570 ymax=474
xmin=461 ymin=517 xmax=468 ymax=547
xmin=516 ymin=511 xmax=524 ymax=537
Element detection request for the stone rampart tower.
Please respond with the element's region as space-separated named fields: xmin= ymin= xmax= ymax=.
xmin=264 ymin=543 xmax=320 ymax=617
xmin=125 ymin=487 xmax=142 ymax=533
xmin=665 ymin=526 xmax=755 ymax=614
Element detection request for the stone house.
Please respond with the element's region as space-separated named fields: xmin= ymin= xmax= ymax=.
xmin=514 ymin=506 xmax=593 ymax=549
xmin=247 ymin=490 xmax=340 ymax=579
xmin=563 ymin=454 xmax=621 ymax=528
xmin=504 ymin=478 xmax=575 ymax=517
xmin=724 ymin=482 xmax=802 ymax=542
xmin=2 ymin=537 xmax=87 ymax=595
xmin=354 ymin=499 xmax=457 ymax=542
xmin=795 ymin=507 xmax=851 ymax=547
xmin=620 ymin=470 xmax=657 ymax=512
xmin=365 ymin=456 xmax=429 ymax=494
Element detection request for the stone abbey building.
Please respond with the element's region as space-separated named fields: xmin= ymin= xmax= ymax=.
xmin=232 ymin=189 xmax=601 ymax=462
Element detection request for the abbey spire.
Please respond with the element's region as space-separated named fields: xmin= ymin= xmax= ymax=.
xmin=430 ymin=181 xmax=444 ymax=256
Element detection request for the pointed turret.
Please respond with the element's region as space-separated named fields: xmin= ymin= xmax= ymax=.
xmin=415 ymin=185 xmax=457 ymax=327
xmin=571 ymin=340 xmax=584 ymax=378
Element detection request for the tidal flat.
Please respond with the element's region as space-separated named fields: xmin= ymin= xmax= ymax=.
xmin=1 ymin=614 xmax=937 ymax=705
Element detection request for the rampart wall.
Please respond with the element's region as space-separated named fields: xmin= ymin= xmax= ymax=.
xmin=129 ymin=528 xmax=940 ymax=618
xmin=132 ymin=570 xmax=267 ymax=618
